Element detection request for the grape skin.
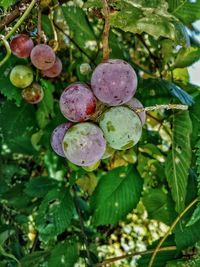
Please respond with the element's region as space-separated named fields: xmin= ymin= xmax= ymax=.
xmin=62 ymin=123 xmax=106 ymax=166
xmin=10 ymin=65 xmax=34 ymax=88
xmin=125 ymin=98 xmax=146 ymax=125
xmin=22 ymin=83 xmax=44 ymax=104
xmin=42 ymin=57 xmax=62 ymax=78
xmin=59 ymin=83 xmax=96 ymax=122
xmin=51 ymin=123 xmax=72 ymax=157
xmin=99 ymin=106 xmax=142 ymax=150
xmin=30 ymin=44 xmax=56 ymax=70
xmin=91 ymin=59 xmax=137 ymax=106
xmin=10 ymin=34 xmax=34 ymax=59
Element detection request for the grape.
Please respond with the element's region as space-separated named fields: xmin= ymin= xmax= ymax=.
xmin=51 ymin=123 xmax=72 ymax=157
xmin=22 ymin=83 xmax=44 ymax=104
xmin=10 ymin=65 xmax=34 ymax=88
xmin=59 ymin=83 xmax=96 ymax=122
xmin=91 ymin=59 xmax=137 ymax=106
xmin=30 ymin=44 xmax=56 ymax=70
xmin=102 ymin=145 xmax=115 ymax=159
xmin=42 ymin=57 xmax=62 ymax=78
xmin=80 ymin=63 xmax=91 ymax=75
xmin=62 ymin=122 xmax=106 ymax=166
xmin=10 ymin=34 xmax=34 ymax=59
xmin=99 ymin=106 xmax=142 ymax=150
xmin=125 ymin=98 xmax=146 ymax=125
xmin=82 ymin=161 xmax=100 ymax=172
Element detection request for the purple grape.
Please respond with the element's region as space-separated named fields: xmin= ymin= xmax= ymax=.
xmin=59 ymin=83 xmax=96 ymax=122
xmin=30 ymin=44 xmax=56 ymax=70
xmin=62 ymin=122 xmax=106 ymax=166
xmin=42 ymin=57 xmax=62 ymax=78
xmin=51 ymin=123 xmax=72 ymax=157
xmin=125 ymin=98 xmax=146 ymax=125
xmin=91 ymin=59 xmax=137 ymax=106
xmin=10 ymin=34 xmax=34 ymax=59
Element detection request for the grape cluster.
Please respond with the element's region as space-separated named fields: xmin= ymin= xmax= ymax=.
xmin=51 ymin=59 xmax=146 ymax=169
xmin=9 ymin=34 xmax=62 ymax=104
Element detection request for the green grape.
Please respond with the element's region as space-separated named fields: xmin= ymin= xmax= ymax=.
xmin=99 ymin=106 xmax=142 ymax=150
xmin=10 ymin=65 xmax=34 ymax=88
xmin=82 ymin=161 xmax=100 ymax=172
xmin=102 ymin=145 xmax=115 ymax=159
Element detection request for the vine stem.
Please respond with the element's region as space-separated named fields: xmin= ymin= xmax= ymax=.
xmin=0 ymin=35 xmax=11 ymax=67
xmin=5 ymin=0 xmax=37 ymax=40
xmin=135 ymin=104 xmax=188 ymax=113
xmin=102 ymin=0 xmax=110 ymax=61
xmin=148 ymin=198 xmax=198 ymax=267
xmin=95 ymin=246 xmax=176 ymax=266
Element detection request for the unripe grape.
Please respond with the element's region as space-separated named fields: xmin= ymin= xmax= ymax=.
xmin=99 ymin=106 xmax=142 ymax=150
xmin=42 ymin=57 xmax=62 ymax=78
xmin=51 ymin=123 xmax=72 ymax=157
xmin=82 ymin=161 xmax=100 ymax=172
xmin=102 ymin=145 xmax=115 ymax=159
xmin=80 ymin=63 xmax=91 ymax=75
xmin=10 ymin=65 xmax=34 ymax=88
xmin=59 ymin=83 xmax=96 ymax=122
xmin=91 ymin=59 xmax=137 ymax=106
xmin=30 ymin=44 xmax=56 ymax=70
xmin=125 ymin=98 xmax=146 ymax=125
xmin=22 ymin=83 xmax=44 ymax=104
xmin=62 ymin=122 xmax=106 ymax=166
xmin=10 ymin=34 xmax=34 ymax=59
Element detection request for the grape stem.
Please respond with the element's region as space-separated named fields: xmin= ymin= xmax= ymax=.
xmin=102 ymin=0 xmax=110 ymax=61
xmin=148 ymin=198 xmax=198 ymax=267
xmin=135 ymin=104 xmax=188 ymax=113
xmin=0 ymin=35 xmax=11 ymax=67
xmin=95 ymin=246 xmax=176 ymax=266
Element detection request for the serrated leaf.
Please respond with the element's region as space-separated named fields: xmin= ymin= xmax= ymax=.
xmin=165 ymin=111 xmax=192 ymax=213
xmin=90 ymin=165 xmax=143 ymax=226
xmin=0 ymin=101 xmax=37 ymax=154
xmin=36 ymin=187 xmax=75 ymax=241
xmin=143 ymin=189 xmax=176 ymax=225
xmin=168 ymin=0 xmax=200 ymax=25
xmin=174 ymin=47 xmax=200 ymax=68
xmin=25 ymin=177 xmax=58 ymax=198
xmin=48 ymin=240 xmax=78 ymax=267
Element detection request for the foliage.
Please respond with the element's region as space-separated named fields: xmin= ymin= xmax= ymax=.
xmin=0 ymin=0 xmax=200 ymax=266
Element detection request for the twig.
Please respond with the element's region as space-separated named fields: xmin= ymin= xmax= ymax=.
xmin=95 ymin=246 xmax=176 ymax=266
xmin=5 ymin=0 xmax=36 ymax=40
xmin=49 ymin=9 xmax=58 ymax=51
xmin=54 ymin=23 xmax=96 ymax=66
xmin=148 ymin=198 xmax=198 ymax=267
xmin=135 ymin=104 xmax=188 ymax=113
xmin=0 ymin=0 xmax=30 ymax=32
xmin=72 ymin=186 xmax=93 ymax=266
xmin=102 ymin=0 xmax=110 ymax=60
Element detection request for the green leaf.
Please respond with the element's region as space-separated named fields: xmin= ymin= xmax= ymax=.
xmin=0 ymin=101 xmax=37 ymax=154
xmin=110 ymin=1 xmax=175 ymax=39
xmin=166 ymin=256 xmax=200 ymax=267
xmin=84 ymin=0 xmax=102 ymax=8
xmin=48 ymin=240 xmax=78 ymax=267
xmin=19 ymin=251 xmax=49 ymax=267
xmin=36 ymin=187 xmax=75 ymax=241
xmin=0 ymin=0 xmax=16 ymax=9
xmin=174 ymin=47 xmax=200 ymax=68
xmin=168 ymin=0 xmax=200 ymax=25
xmin=189 ymin=95 xmax=200 ymax=147
xmin=25 ymin=177 xmax=58 ymax=198
xmin=143 ymin=189 xmax=176 ymax=225
xmin=61 ymin=5 xmax=96 ymax=55
xmin=90 ymin=165 xmax=143 ymax=226
xmin=165 ymin=111 xmax=192 ymax=213
xmin=36 ymin=79 xmax=54 ymax=129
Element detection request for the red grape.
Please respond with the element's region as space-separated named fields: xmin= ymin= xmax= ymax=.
xmin=30 ymin=44 xmax=56 ymax=70
xmin=10 ymin=34 xmax=34 ymax=58
xmin=91 ymin=59 xmax=138 ymax=106
xmin=62 ymin=122 xmax=106 ymax=166
xmin=59 ymin=83 xmax=96 ymax=122
xmin=51 ymin=123 xmax=72 ymax=157
xmin=125 ymin=98 xmax=146 ymax=125
xmin=22 ymin=83 xmax=44 ymax=104
xmin=42 ymin=57 xmax=62 ymax=78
